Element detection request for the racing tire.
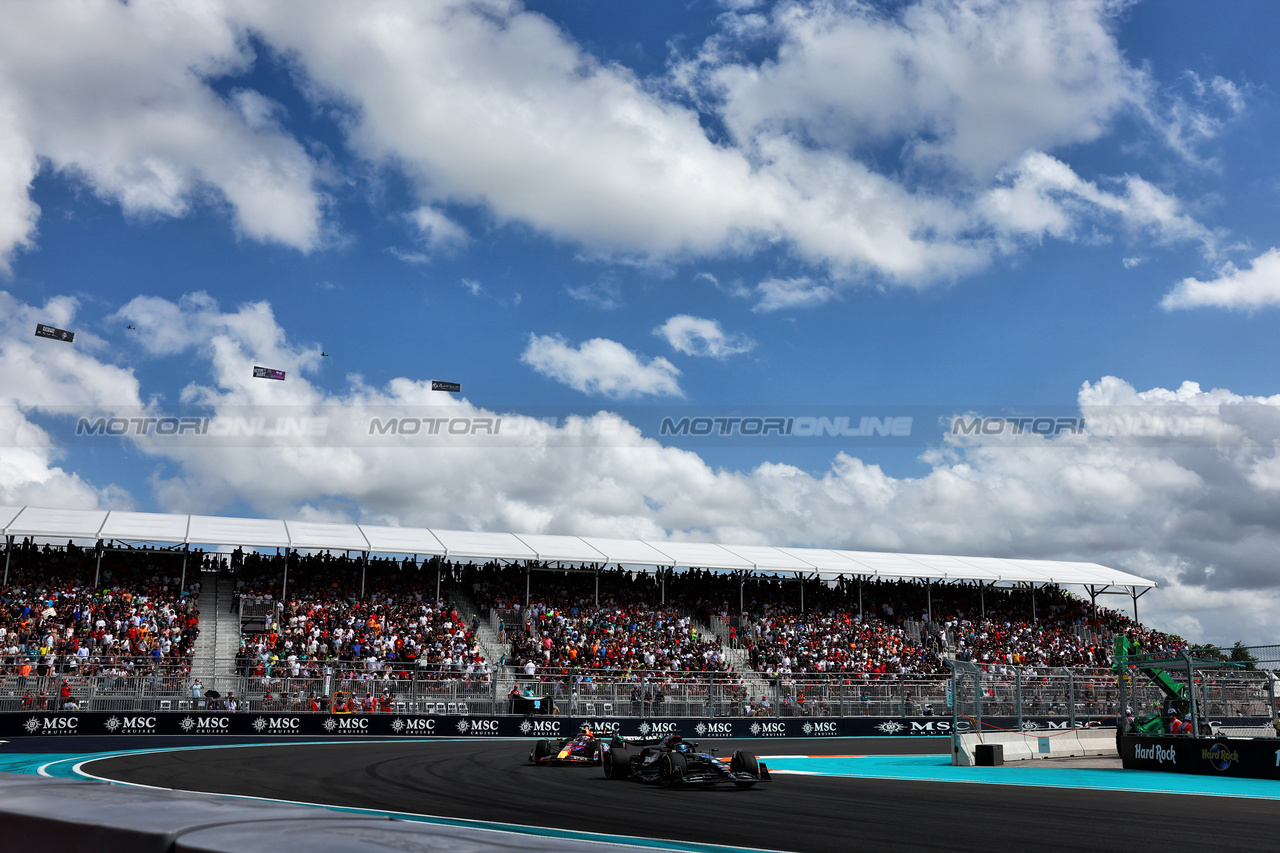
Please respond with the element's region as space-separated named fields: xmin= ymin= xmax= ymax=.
xmin=603 ymin=746 xmax=630 ymax=780
xmin=659 ymin=752 xmax=686 ymax=788
xmin=532 ymin=739 xmax=551 ymax=762
xmin=731 ymin=750 xmax=759 ymax=788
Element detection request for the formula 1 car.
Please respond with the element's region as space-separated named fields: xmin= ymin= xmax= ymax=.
xmin=528 ymin=725 xmax=618 ymax=765
xmin=601 ymin=734 xmax=770 ymax=788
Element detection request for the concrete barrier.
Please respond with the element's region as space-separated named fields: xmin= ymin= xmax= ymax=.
xmin=954 ymin=728 xmax=1117 ymax=765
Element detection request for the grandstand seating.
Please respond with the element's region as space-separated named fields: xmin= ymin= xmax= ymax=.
xmin=1 ymin=543 xmax=1190 ymax=714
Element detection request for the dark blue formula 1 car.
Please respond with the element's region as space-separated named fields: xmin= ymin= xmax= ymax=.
xmin=529 ymin=725 xmax=616 ymax=765
xmin=601 ymin=734 xmax=770 ymax=788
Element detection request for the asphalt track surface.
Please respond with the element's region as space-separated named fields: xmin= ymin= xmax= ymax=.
xmin=87 ymin=737 xmax=1280 ymax=853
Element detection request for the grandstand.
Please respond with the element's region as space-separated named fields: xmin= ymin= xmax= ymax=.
xmin=0 ymin=504 xmax=1170 ymax=716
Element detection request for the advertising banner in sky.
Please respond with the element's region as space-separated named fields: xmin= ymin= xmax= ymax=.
xmin=253 ymin=367 xmax=286 ymax=381
xmin=34 ymin=324 xmax=74 ymax=343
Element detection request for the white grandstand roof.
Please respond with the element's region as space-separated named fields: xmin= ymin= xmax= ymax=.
xmin=98 ymin=510 xmax=191 ymax=543
xmin=0 ymin=505 xmax=1156 ymax=590
xmin=357 ymin=525 xmax=444 ymax=556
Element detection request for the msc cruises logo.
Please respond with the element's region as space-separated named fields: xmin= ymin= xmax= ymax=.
xmin=105 ymin=716 xmax=156 ymax=734
xmin=322 ymin=716 xmax=371 ymax=734
xmin=875 ymin=721 xmax=906 ymax=735
xmin=694 ymin=721 xmax=733 ymax=737
xmin=179 ymin=716 xmax=230 ymax=733
xmin=392 ymin=717 xmax=437 ymax=735
xmin=457 ymin=718 xmax=500 ymax=736
xmin=24 ymin=716 xmax=79 ymax=735
xmin=252 ymin=716 xmax=301 ymax=734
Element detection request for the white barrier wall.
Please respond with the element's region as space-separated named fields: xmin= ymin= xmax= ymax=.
xmin=953 ymin=729 xmax=1117 ymax=765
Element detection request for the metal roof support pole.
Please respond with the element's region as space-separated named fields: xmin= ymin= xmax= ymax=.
xmin=1087 ymin=585 xmax=1099 ymax=624
xmin=1031 ymin=583 xmax=1036 ymax=623
xmin=436 ymin=559 xmax=442 ymax=602
xmin=1269 ymin=674 xmax=1278 ymax=731
xmin=1062 ymin=666 xmax=1076 ymax=729
xmin=1183 ymin=649 xmax=1199 ymax=735
xmin=525 ymin=565 xmax=530 ymax=611
xmin=2 ymin=535 xmax=11 ymax=587
xmin=1016 ymin=667 xmax=1023 ymax=732
xmin=179 ymin=545 xmax=188 ymax=593
xmin=661 ymin=571 xmax=665 ymax=606
xmin=927 ymin=580 xmax=932 ymax=624
xmin=594 ymin=569 xmax=599 ymax=607
xmin=858 ymin=575 xmax=862 ymax=618
xmin=360 ymin=551 xmax=368 ymax=600
xmin=980 ymin=584 xmax=985 ymax=619
xmin=799 ymin=572 xmax=804 ymax=614
xmin=1129 ymin=585 xmax=1152 ymax=623
xmin=93 ymin=542 xmax=103 ymax=590
xmin=282 ymin=549 xmax=289 ymax=604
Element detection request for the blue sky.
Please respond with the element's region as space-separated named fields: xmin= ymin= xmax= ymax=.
xmin=3 ymin=0 xmax=1280 ymax=645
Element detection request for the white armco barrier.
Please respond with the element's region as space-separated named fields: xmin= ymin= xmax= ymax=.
xmin=953 ymin=727 xmax=1117 ymax=765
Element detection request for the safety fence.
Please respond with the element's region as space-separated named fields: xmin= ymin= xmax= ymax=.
xmin=949 ymin=663 xmax=1134 ymax=730
xmin=14 ymin=656 xmax=1273 ymax=725
xmin=0 ymin=658 xmax=1149 ymax=718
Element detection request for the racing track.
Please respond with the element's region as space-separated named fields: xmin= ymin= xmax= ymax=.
xmin=87 ymin=738 xmax=1280 ymax=852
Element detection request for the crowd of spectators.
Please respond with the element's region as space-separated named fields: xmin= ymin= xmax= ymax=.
xmin=1 ymin=539 xmax=202 ymax=681
xmin=3 ymin=541 xmax=1189 ymax=692
xmin=473 ymin=565 xmax=732 ymax=675
xmin=230 ymin=550 xmax=490 ymax=684
xmin=725 ymin=576 xmax=1185 ymax=677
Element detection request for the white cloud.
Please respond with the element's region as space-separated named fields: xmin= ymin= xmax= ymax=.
xmin=229 ymin=0 xmax=1208 ymax=286
xmin=0 ymin=0 xmax=324 ymax=263
xmin=0 ymin=0 xmax=1223 ymax=288
xmin=1148 ymin=72 xmax=1249 ymax=165
xmin=980 ymin=151 xmax=1212 ymax=251
xmin=691 ymin=0 xmax=1142 ymax=178
xmin=566 ymin=279 xmax=623 ymax=310
xmin=753 ymin=276 xmax=836 ymax=313
xmin=655 ymin=315 xmax=754 ymax=358
xmin=521 ymin=334 xmax=683 ymax=398
xmin=1162 ymin=249 xmax=1280 ymax=311
xmin=410 ymin=206 xmax=468 ymax=251
xmin=0 ymin=89 xmax=38 ymax=274
xmin=112 ymin=291 xmax=324 ymax=405
xmin=0 ymin=291 xmax=138 ymax=507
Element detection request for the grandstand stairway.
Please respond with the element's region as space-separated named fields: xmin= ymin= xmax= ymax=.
xmin=190 ymin=571 xmax=242 ymax=700
xmin=698 ymin=617 xmax=771 ymax=704
xmin=446 ymin=589 xmax=515 ymax=697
